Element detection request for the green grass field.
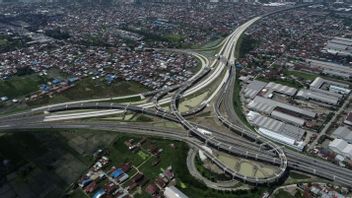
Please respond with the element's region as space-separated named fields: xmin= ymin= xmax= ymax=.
xmin=194 ymin=155 xmax=232 ymax=182
xmin=256 ymin=76 xmax=303 ymax=89
xmin=26 ymin=78 xmax=150 ymax=106
xmin=233 ymin=77 xmax=255 ymax=130
xmin=137 ymin=150 xmax=149 ymax=160
xmin=0 ymin=74 xmax=48 ymax=98
xmin=109 ymin=136 xmax=145 ymax=166
xmin=68 ymin=189 xmax=89 ymax=198
xmin=284 ymin=70 xmax=318 ymax=81
xmin=274 ymin=189 xmax=296 ymax=198
xmin=0 ymin=67 xmax=149 ymax=108
xmin=289 ymin=172 xmax=310 ymax=180
xmin=105 ymin=134 xmax=270 ymax=198
xmin=0 ymin=129 xmax=272 ymax=198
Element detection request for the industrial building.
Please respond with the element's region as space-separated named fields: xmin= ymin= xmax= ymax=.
xmin=164 ymin=186 xmax=189 ymax=198
xmin=247 ymin=111 xmax=305 ymax=151
xmin=310 ymin=77 xmax=349 ymax=91
xmin=322 ymin=69 xmax=351 ymax=79
xmin=332 ymin=126 xmax=352 ymax=144
xmin=323 ymin=37 xmax=352 ymax=57
xmin=296 ymin=89 xmax=340 ymax=106
xmin=264 ymin=82 xmax=297 ymax=96
xmin=243 ymin=80 xmax=297 ymax=99
xmin=306 ymin=59 xmax=352 ymax=79
xmin=329 ymin=139 xmax=352 ymax=159
xmin=243 ymin=80 xmax=267 ymax=99
xmin=296 ymin=76 xmax=350 ymax=106
xmin=248 ymin=96 xmax=316 ymax=119
xmin=344 ymin=112 xmax=352 ymax=126
xmin=329 ymin=85 xmax=351 ymax=95
xmin=270 ymin=110 xmax=305 ymax=126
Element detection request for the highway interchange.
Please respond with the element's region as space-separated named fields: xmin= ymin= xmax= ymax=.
xmin=1 ymin=5 xmax=352 ymax=189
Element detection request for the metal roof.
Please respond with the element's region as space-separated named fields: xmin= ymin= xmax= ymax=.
xmin=247 ymin=111 xmax=305 ymax=141
xmin=310 ymin=87 xmax=343 ymax=99
xmin=164 ymin=186 xmax=189 ymax=198
xmin=309 ymin=77 xmax=349 ymax=92
xmin=244 ymin=80 xmax=267 ymax=99
xmin=310 ymin=77 xmax=325 ymax=89
xmin=248 ymin=96 xmax=316 ymax=118
xmin=333 ymin=126 xmax=352 ymax=144
xmin=306 ymin=59 xmax=352 ymax=79
xmin=271 ymin=110 xmax=305 ymax=126
xmin=343 ymin=145 xmax=352 ymax=159
xmin=296 ymin=89 xmax=339 ymax=105
xmin=329 ymin=139 xmax=349 ymax=152
xmin=265 ymin=82 xmax=297 ymax=96
xmin=323 ymin=69 xmax=351 ymax=79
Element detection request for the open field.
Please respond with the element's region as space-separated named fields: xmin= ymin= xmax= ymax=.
xmin=0 ymin=74 xmax=150 ymax=115
xmin=284 ymin=70 xmax=318 ymax=81
xmin=0 ymin=74 xmax=48 ymax=98
xmin=27 ymin=78 xmax=149 ymax=106
xmin=0 ymin=127 xmax=277 ymax=198
xmin=273 ymin=189 xmax=296 ymax=198
xmin=0 ymin=129 xmax=101 ymax=198
xmin=217 ymin=152 xmax=277 ymax=178
xmin=256 ymin=76 xmax=303 ymax=89
xmin=179 ymin=91 xmax=209 ymax=112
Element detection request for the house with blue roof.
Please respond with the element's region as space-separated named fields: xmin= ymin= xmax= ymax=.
xmin=111 ymin=168 xmax=124 ymax=178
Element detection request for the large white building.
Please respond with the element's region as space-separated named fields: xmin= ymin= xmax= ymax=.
xmin=247 ymin=111 xmax=305 ymax=151
xmin=248 ymin=96 xmax=316 ymax=118
xmin=164 ymin=186 xmax=189 ymax=198
xmin=332 ymin=126 xmax=352 ymax=144
xmin=329 ymin=139 xmax=352 ymax=159
xmin=243 ymin=80 xmax=297 ymax=100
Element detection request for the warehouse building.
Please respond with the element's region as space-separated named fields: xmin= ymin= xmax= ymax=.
xmin=310 ymin=77 xmax=345 ymax=90
xmin=330 ymin=85 xmax=351 ymax=95
xmin=332 ymin=126 xmax=352 ymax=144
xmin=344 ymin=112 xmax=352 ymax=126
xmin=164 ymin=186 xmax=189 ymax=198
xmin=310 ymin=87 xmax=343 ymax=99
xmin=264 ymin=82 xmax=297 ymax=97
xmin=247 ymin=111 xmax=305 ymax=151
xmin=310 ymin=77 xmax=349 ymax=96
xmin=296 ymin=89 xmax=340 ymax=106
xmin=306 ymin=59 xmax=352 ymax=79
xmin=248 ymin=96 xmax=316 ymax=118
xmin=243 ymin=80 xmax=298 ymax=99
xmin=270 ymin=110 xmax=305 ymax=126
xmin=243 ymin=80 xmax=267 ymax=99
xmin=323 ymin=37 xmax=352 ymax=57
xmin=323 ymin=69 xmax=351 ymax=80
xmin=329 ymin=139 xmax=352 ymax=159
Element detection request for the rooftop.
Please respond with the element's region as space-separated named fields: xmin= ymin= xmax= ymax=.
xmin=164 ymin=186 xmax=189 ymax=198
xmin=344 ymin=112 xmax=352 ymax=126
xmin=248 ymin=96 xmax=316 ymax=118
xmin=296 ymin=89 xmax=339 ymax=106
xmin=244 ymin=80 xmax=267 ymax=99
xmin=265 ymin=81 xmax=297 ymax=96
xmin=247 ymin=111 xmax=305 ymax=141
xmin=333 ymin=126 xmax=352 ymax=142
